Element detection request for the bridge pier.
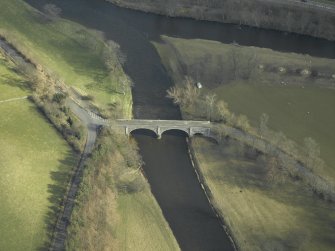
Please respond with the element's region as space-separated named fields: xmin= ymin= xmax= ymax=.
xmin=157 ymin=126 xmax=161 ymax=139
xmin=125 ymin=126 xmax=130 ymax=136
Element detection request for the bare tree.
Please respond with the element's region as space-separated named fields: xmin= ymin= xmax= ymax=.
xmin=165 ymin=0 xmax=178 ymax=16
xmin=303 ymin=137 xmax=324 ymax=172
xmin=116 ymin=49 xmax=127 ymax=66
xmin=265 ymin=155 xmax=287 ymax=184
xmin=236 ymin=114 xmax=251 ymax=132
xmin=244 ymin=49 xmax=258 ymax=79
xmin=205 ymin=94 xmax=216 ymax=121
xmin=215 ymin=124 xmax=228 ymax=142
xmin=102 ymin=40 xmax=121 ymax=71
xmin=43 ymin=4 xmax=62 ymax=20
xmin=184 ymin=76 xmax=200 ymax=107
xmin=226 ymin=112 xmax=237 ymax=127
xmin=282 ymin=137 xmax=298 ymax=157
xmin=278 ymin=154 xmax=298 ymax=178
xmin=259 ymin=113 xmax=269 ymax=139
xmin=167 ymin=86 xmax=183 ymax=105
xmin=216 ymin=100 xmax=230 ymax=122
xmin=166 ymin=76 xmax=199 ymax=110
xmin=228 ymin=47 xmax=239 ymax=80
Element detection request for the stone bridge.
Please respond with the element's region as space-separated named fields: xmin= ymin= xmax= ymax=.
xmin=114 ymin=119 xmax=211 ymax=138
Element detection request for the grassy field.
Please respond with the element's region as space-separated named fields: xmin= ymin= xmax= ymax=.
xmin=215 ymin=83 xmax=335 ymax=178
xmin=67 ymin=130 xmax=180 ymax=251
xmin=117 ymin=191 xmax=180 ymax=251
xmin=0 ymin=0 xmax=132 ymax=117
xmin=154 ymin=36 xmax=335 ymax=250
xmin=192 ymin=137 xmax=335 ymax=251
xmin=0 ymin=54 xmax=78 ymax=250
xmin=154 ymin=36 xmax=335 ymax=178
xmin=155 ymin=36 xmax=335 ymax=89
xmin=0 ymin=54 xmax=28 ymax=100
xmin=1 ymin=1 xmax=179 ymax=249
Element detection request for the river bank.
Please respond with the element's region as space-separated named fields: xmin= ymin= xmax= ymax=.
xmin=0 ymin=47 xmax=79 ymax=251
xmin=107 ymin=0 xmax=335 ymax=41
xmin=22 ymin=1 xmax=335 ymax=250
xmin=23 ymin=0 xmax=236 ymax=249
xmin=154 ymin=35 xmax=335 ymax=250
xmin=154 ymin=36 xmax=335 ymax=177
xmin=1 ymin=1 xmax=181 ymax=249
xmin=191 ymin=137 xmax=335 ymax=250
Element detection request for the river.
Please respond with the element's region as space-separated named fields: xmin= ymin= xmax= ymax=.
xmin=24 ymin=0 xmax=335 ymax=250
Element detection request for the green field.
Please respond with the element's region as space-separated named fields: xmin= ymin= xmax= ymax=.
xmin=0 ymin=0 xmax=132 ymax=116
xmin=1 ymin=1 xmax=179 ymax=249
xmin=215 ymin=83 xmax=335 ymax=177
xmin=0 ymin=55 xmax=27 ymax=100
xmin=117 ymin=191 xmax=180 ymax=251
xmin=154 ymin=36 xmax=335 ymax=178
xmin=67 ymin=130 xmax=180 ymax=251
xmin=192 ymin=137 xmax=335 ymax=251
xmin=0 ymin=54 xmax=78 ymax=250
xmin=154 ymin=36 xmax=335 ymax=250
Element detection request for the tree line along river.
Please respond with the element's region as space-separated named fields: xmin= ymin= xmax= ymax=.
xmin=25 ymin=0 xmax=335 ymax=250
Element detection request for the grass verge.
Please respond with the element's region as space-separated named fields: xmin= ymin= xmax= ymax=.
xmin=0 ymin=53 xmax=28 ymax=100
xmin=1 ymin=1 xmax=179 ymax=249
xmin=0 ymin=0 xmax=132 ymax=118
xmin=191 ymin=137 xmax=335 ymax=251
xmin=66 ymin=128 xmax=180 ymax=251
xmin=0 ymin=53 xmax=78 ymax=250
xmin=154 ymin=36 xmax=335 ymax=250
xmin=154 ymin=36 xmax=335 ymax=177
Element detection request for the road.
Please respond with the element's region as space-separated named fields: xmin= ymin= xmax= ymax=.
xmin=0 ymin=37 xmax=98 ymax=251
xmin=50 ymin=100 xmax=98 ymax=251
xmin=116 ymin=119 xmax=210 ymax=127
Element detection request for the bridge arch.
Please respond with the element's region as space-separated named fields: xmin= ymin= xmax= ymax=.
xmin=119 ymin=120 xmax=212 ymax=139
xmin=191 ymin=132 xmax=205 ymax=137
xmin=128 ymin=128 xmax=159 ymax=137
xmin=160 ymin=128 xmax=190 ymax=137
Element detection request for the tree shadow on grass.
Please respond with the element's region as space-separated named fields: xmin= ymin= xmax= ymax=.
xmin=0 ymin=70 xmax=31 ymax=91
xmin=201 ymin=137 xmax=335 ymax=249
xmin=199 ymin=137 xmax=268 ymax=191
xmin=37 ymin=150 xmax=79 ymax=251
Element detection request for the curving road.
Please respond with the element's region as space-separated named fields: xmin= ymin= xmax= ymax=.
xmin=0 ymin=37 xmax=99 ymax=251
xmin=50 ymin=99 xmax=98 ymax=251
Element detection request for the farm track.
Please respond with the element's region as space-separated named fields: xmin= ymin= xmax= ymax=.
xmin=50 ymin=100 xmax=98 ymax=251
xmin=0 ymin=96 xmax=28 ymax=104
xmin=0 ymin=37 xmax=100 ymax=251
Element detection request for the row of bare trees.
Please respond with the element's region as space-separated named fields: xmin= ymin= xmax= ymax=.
xmin=26 ymin=65 xmax=85 ymax=152
xmin=41 ymin=4 xmax=130 ymax=99
xmin=110 ymin=0 xmax=335 ymax=40
xmin=217 ymin=117 xmax=334 ymax=201
xmin=183 ymin=48 xmax=259 ymax=88
xmin=168 ymin=76 xmax=325 ymax=171
xmin=167 ymin=77 xmax=251 ymax=128
xmin=66 ymin=128 xmax=145 ymax=250
xmin=167 ymin=77 xmax=333 ymax=200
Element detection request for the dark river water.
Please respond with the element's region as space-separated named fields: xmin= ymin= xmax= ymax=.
xmin=25 ymin=0 xmax=335 ymax=250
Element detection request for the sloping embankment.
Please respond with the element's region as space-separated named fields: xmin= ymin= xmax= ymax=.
xmin=108 ymin=0 xmax=335 ymax=41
